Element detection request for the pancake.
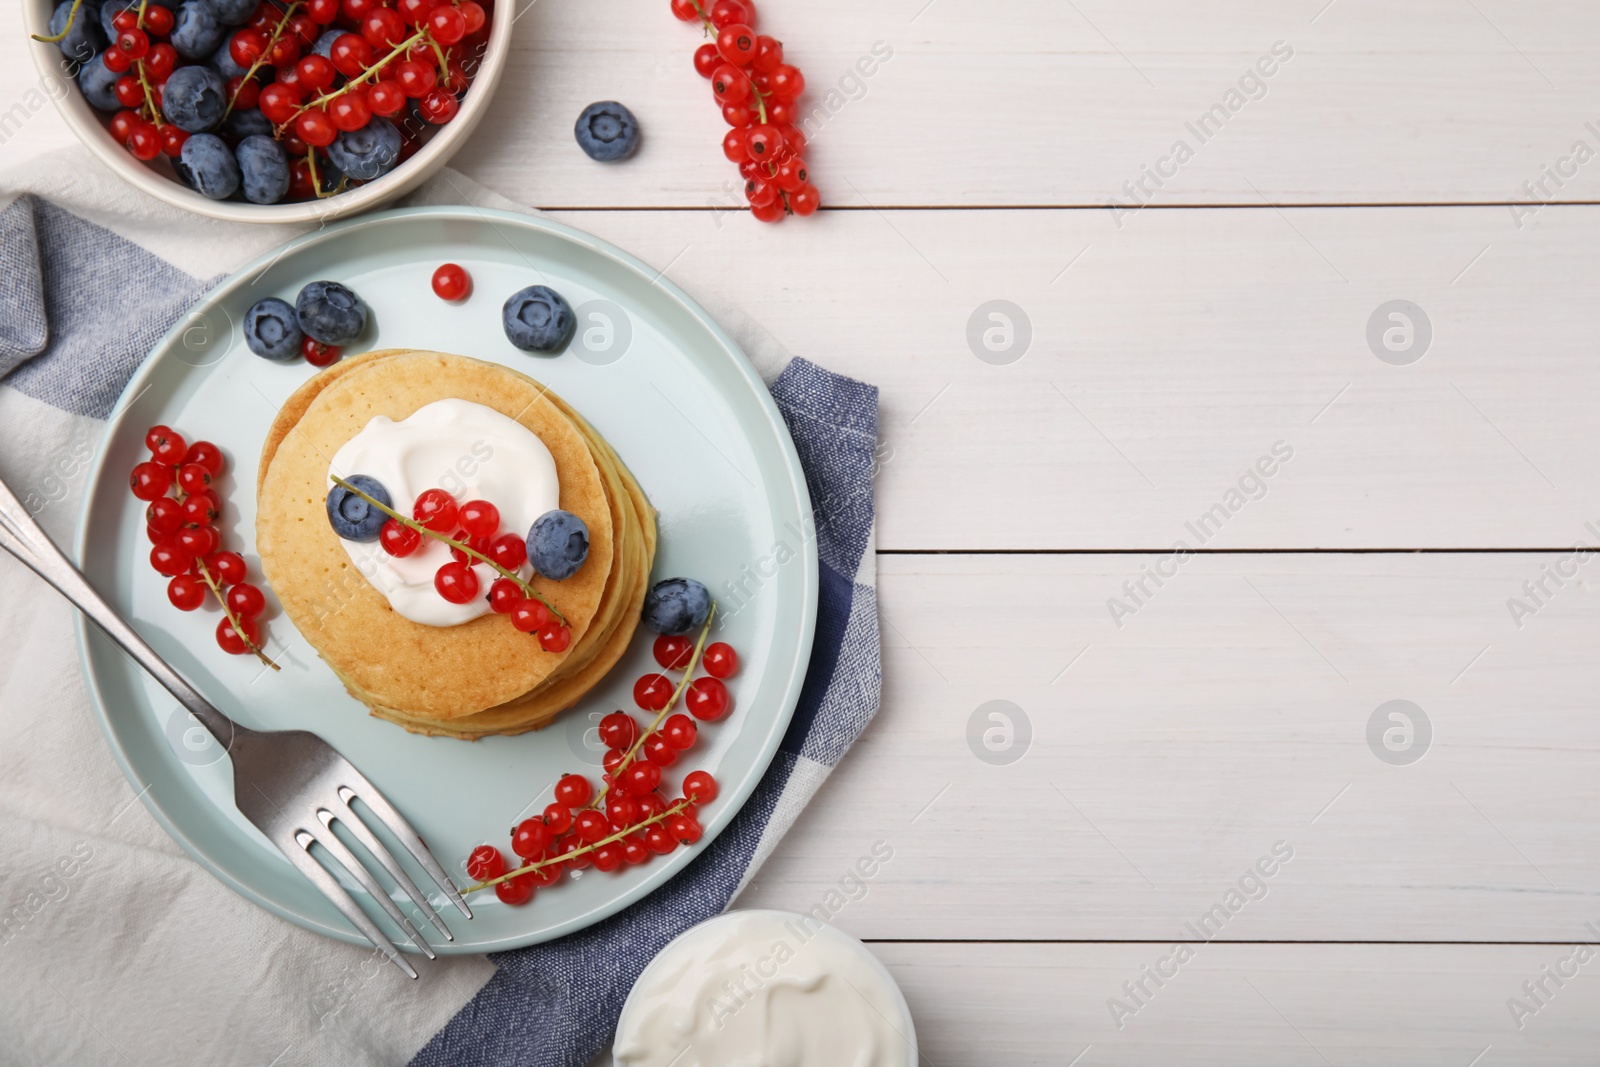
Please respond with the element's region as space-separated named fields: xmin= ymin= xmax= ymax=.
xmin=257 ymin=350 xmax=625 ymax=722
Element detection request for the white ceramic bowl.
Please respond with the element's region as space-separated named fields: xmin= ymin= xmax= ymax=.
xmin=614 ymin=909 xmax=919 ymax=1067
xmin=23 ymin=0 xmax=510 ymax=223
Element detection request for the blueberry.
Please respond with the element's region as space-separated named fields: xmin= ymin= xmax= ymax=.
xmin=296 ymin=281 xmax=368 ymax=345
xmin=642 ymin=578 xmax=711 ymax=636
xmin=161 ymin=64 xmax=226 ymax=131
xmin=170 ymin=0 xmax=224 ymax=59
xmin=326 ymin=475 xmax=391 ymax=542
xmin=77 ymin=53 xmax=121 ymax=111
xmin=311 ymin=28 xmax=343 ymax=56
xmin=51 ymin=0 xmax=103 ymax=64
xmin=207 ymin=36 xmax=248 ymax=79
xmin=526 ymin=510 xmax=590 ymax=580
xmin=574 ymin=101 xmax=639 ymax=162
xmin=325 ymin=117 xmax=400 ymax=181
xmin=502 ymin=285 xmax=574 ymax=352
xmin=208 ymin=0 xmax=256 ymax=25
xmin=174 ymin=133 xmax=240 ymax=199
xmin=236 ymin=135 xmax=289 ymax=204
xmin=243 ymin=297 xmax=303 ymax=361
xmin=224 ymin=107 xmax=273 ymax=140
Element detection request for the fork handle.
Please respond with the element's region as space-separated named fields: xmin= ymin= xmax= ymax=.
xmin=0 ymin=472 xmax=242 ymax=745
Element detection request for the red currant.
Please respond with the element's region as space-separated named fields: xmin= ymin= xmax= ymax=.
xmin=205 ymin=551 xmax=247 ymax=585
xmin=378 ymin=518 xmax=421 ymax=557
xmin=434 ymin=560 xmax=480 ymax=604
xmin=176 ymin=525 xmax=219 ymax=557
xmin=296 ymin=54 xmax=338 ymax=94
xmin=115 ymin=27 xmax=149 ymax=59
xmin=258 ymin=82 xmax=298 ymax=123
xmin=668 ymin=0 xmax=699 ymax=21
xmin=597 ymin=711 xmax=638 ymax=750
xmin=543 ymin=802 xmax=573 ymax=834
xmin=620 ymin=761 xmax=661 ymax=797
xmin=267 ymin=34 xmax=301 ymax=67
xmin=396 ymin=0 xmax=429 ymax=22
xmin=181 ymin=491 xmax=221 ymax=527
xmin=716 ymin=23 xmax=756 ymax=66
xmin=667 ymin=813 xmax=703 ymax=843
xmin=296 ymin=109 xmax=337 ymax=147
xmin=427 ymin=4 xmax=465 ymax=44
xmin=603 ymin=747 xmax=627 ymax=776
xmin=722 ymin=127 xmax=749 ymax=163
xmin=460 ymin=0 xmax=485 ymax=32
xmin=495 ymin=872 xmax=535 ymax=904
xmin=685 ymin=677 xmax=731 ymax=720
xmin=751 ymin=34 xmax=782 ymax=73
xmin=510 ymin=817 xmax=548 ymax=858
xmin=395 ymin=59 xmax=435 ymax=98
xmin=167 ymin=573 xmax=206 ymax=611
xmin=633 ymin=673 xmax=674 ymax=712
xmin=511 ymin=598 xmax=551 ymax=634
xmin=160 ymin=124 xmax=190 ymax=159
xmin=591 ymin=843 xmax=622 ymax=872
xmin=644 ymin=824 xmax=676 ymax=855
xmin=147 ymin=497 xmax=183 ymax=534
xmin=488 ymin=578 xmax=523 ymax=614
xmin=711 ymin=64 xmax=749 ymax=104
xmin=768 ymin=63 xmax=804 ymax=100
xmin=621 ymin=833 xmax=649 ymax=865
xmin=226 ymin=582 xmax=266 ymax=618
xmin=146 ymin=425 xmax=186 ymax=462
xmin=709 ymin=0 xmax=750 ymax=29
xmin=366 ymin=80 xmax=406 ymax=116
xmin=418 ymin=89 xmax=459 ymax=124
xmin=361 ymin=7 xmax=405 ymax=47
xmin=751 ymin=197 xmax=786 ymax=223
xmin=774 ymin=156 xmax=808 ymax=192
xmin=538 ymin=623 xmax=571 ymax=653
xmin=682 ymin=770 xmax=719 ymax=803
xmin=662 ymin=713 xmax=697 ymax=750
xmin=449 ymin=530 xmax=492 ymax=564
xmin=431 ymin=262 xmax=471 ymax=300
xmin=744 ymin=123 xmax=780 ymax=162
xmin=637 ymin=792 xmax=666 ymax=820
xmin=216 ymin=614 xmax=260 ymax=654
xmin=301 ymin=338 xmax=342 ymax=366
xmin=288 ymin=11 xmax=319 ymax=45
xmin=789 ymin=183 xmax=820 ymax=216
xmin=307 ymin=0 xmax=340 ymax=22
xmin=653 ymin=634 xmax=693 ymax=670
xmin=457 ymin=499 xmax=499 ymax=537
xmin=144 ymin=5 xmax=174 ymax=33
xmin=466 ymin=844 xmax=505 ymax=881
xmin=643 ymin=734 xmax=678 ymax=767
xmin=702 ymin=642 xmax=739 ymax=678
xmin=145 ymin=42 xmax=177 ymax=79
xmin=722 ymin=102 xmax=754 ymax=127
xmin=176 ymin=462 xmax=212 ymax=496
xmin=103 ymin=47 xmax=132 ymax=73
xmin=744 ymin=176 xmax=778 ymax=209
xmin=531 ymin=860 xmax=561 ymax=887
xmin=606 ymin=794 xmax=639 ymax=830
xmin=555 ymin=773 xmax=593 ymax=808
xmin=693 ymin=42 xmax=720 ymax=78
xmin=573 ymin=807 xmax=608 ymax=842
xmin=227 ymin=76 xmax=260 ymax=112
xmin=328 ymin=32 xmax=373 ymax=76
xmin=412 ymin=487 xmax=458 ymax=531
xmin=230 ymin=27 xmax=267 ymax=65
xmin=113 ymin=75 xmax=145 ymax=108
xmin=487 ymin=533 xmax=526 ymax=570
xmin=129 ymin=461 xmax=172 ymax=501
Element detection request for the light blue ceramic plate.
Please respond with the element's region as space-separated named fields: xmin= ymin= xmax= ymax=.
xmin=73 ymin=206 xmax=817 ymax=954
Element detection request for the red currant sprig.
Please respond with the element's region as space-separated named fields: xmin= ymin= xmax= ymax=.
xmin=329 ymin=475 xmax=567 ymax=626
xmin=672 ymin=0 xmax=818 ymax=223
xmin=131 ymin=425 xmax=278 ymax=668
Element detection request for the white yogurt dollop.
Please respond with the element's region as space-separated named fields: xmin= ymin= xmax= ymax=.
xmin=328 ymin=398 xmax=559 ymax=627
xmin=613 ymin=910 xmax=914 ymax=1067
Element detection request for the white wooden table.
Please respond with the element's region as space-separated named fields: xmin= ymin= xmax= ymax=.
xmin=7 ymin=0 xmax=1600 ymax=1062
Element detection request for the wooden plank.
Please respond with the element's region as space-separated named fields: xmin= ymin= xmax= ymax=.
xmin=547 ymin=205 xmax=1600 ymax=550
xmin=868 ymin=941 xmax=1600 ymax=1066
xmin=736 ymin=553 xmax=1600 ymax=941
xmin=10 ymin=1 xmax=1600 ymax=207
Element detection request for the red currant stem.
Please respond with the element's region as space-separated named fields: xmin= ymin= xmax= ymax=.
xmin=136 ymin=60 xmax=163 ymax=127
xmin=463 ymin=796 xmax=697 ymax=893
xmin=224 ymin=0 xmax=304 ymax=118
xmin=328 ymin=474 xmax=566 ymax=623
xmin=31 ymin=0 xmax=85 ymax=42
xmin=305 ymin=147 xmax=347 ymax=198
xmin=278 ymin=26 xmax=430 ymax=134
xmin=195 ymin=556 xmax=278 ymax=669
xmin=428 ymin=35 xmax=450 ymax=79
xmin=135 ymin=0 xmax=149 ymax=27
xmin=589 ymin=603 xmax=716 ymax=809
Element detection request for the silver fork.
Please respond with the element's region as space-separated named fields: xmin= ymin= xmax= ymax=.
xmin=0 ymin=473 xmax=470 ymax=977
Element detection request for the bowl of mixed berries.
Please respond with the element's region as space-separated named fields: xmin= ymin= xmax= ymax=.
xmin=25 ymin=0 xmax=510 ymax=222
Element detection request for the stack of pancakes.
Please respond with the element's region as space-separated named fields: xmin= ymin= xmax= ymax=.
xmin=256 ymin=349 xmax=656 ymax=739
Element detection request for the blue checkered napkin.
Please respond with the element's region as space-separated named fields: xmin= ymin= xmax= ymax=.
xmin=411 ymin=358 xmax=883 ymax=1067
xmin=0 ymin=192 xmax=883 ymax=1067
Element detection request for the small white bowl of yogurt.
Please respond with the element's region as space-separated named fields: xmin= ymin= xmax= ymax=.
xmin=613 ymin=909 xmax=917 ymax=1067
